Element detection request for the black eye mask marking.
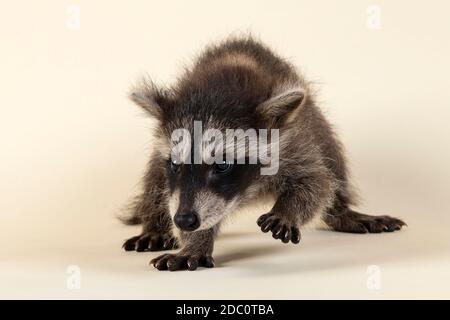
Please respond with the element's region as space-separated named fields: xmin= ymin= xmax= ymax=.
xmin=212 ymin=161 xmax=234 ymax=175
xmin=169 ymin=159 xmax=181 ymax=173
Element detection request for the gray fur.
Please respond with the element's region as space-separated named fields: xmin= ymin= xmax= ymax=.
xmin=122 ymin=36 xmax=406 ymax=271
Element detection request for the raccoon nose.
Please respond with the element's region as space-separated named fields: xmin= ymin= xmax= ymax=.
xmin=174 ymin=210 xmax=200 ymax=231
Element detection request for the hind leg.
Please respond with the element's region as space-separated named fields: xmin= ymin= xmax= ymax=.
xmin=324 ymin=209 xmax=406 ymax=233
xmin=323 ymin=195 xmax=406 ymax=234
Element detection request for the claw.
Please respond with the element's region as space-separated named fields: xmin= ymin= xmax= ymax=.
xmin=187 ymin=258 xmax=199 ymax=271
xmin=136 ymin=236 xmax=150 ymax=252
xmin=326 ymin=210 xmax=407 ymax=234
xmin=257 ymin=212 xmax=301 ymax=245
xmin=150 ymin=253 xmax=215 ymax=271
xmin=282 ymin=227 xmax=291 ymax=243
xmin=202 ymin=256 xmax=215 ymax=268
xmin=257 ymin=213 xmax=270 ymax=226
xmin=123 ymin=235 xmax=140 ymax=251
xmin=261 ymin=220 xmax=272 ymax=232
xmin=123 ymin=233 xmax=178 ymax=252
xmin=291 ymin=227 xmax=301 ymax=244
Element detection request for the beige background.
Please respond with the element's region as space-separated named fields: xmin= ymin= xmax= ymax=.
xmin=1 ymin=0 xmax=449 ymax=299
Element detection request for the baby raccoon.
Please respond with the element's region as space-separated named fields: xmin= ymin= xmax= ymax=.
xmin=122 ymin=36 xmax=406 ymax=271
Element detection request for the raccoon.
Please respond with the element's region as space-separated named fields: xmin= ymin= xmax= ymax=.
xmin=122 ymin=36 xmax=406 ymax=271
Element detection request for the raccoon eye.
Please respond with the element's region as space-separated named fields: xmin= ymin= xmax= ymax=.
xmin=213 ymin=161 xmax=234 ymax=174
xmin=169 ymin=159 xmax=181 ymax=173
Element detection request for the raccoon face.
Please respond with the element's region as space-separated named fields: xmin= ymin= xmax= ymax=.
xmin=130 ymin=72 xmax=305 ymax=231
xmin=166 ymin=157 xmax=261 ymax=231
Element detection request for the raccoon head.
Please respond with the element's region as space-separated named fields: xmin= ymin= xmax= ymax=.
xmin=130 ymin=76 xmax=305 ymax=232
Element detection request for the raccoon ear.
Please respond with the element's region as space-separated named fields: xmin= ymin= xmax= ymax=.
xmin=256 ymin=86 xmax=305 ymax=120
xmin=129 ymin=78 xmax=171 ymax=120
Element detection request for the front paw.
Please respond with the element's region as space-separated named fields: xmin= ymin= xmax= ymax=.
xmin=150 ymin=253 xmax=215 ymax=271
xmin=123 ymin=232 xmax=178 ymax=252
xmin=257 ymin=213 xmax=301 ymax=244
